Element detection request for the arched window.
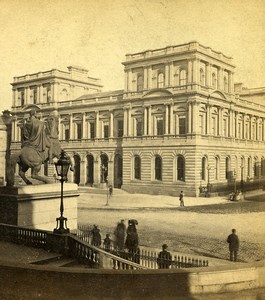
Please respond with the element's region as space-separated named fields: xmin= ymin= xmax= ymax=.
xmin=137 ymin=75 xmax=144 ymax=91
xmin=247 ymin=157 xmax=251 ymax=177
xmin=215 ymin=157 xmax=219 ymax=180
xmin=155 ymin=156 xmax=162 ymax=180
xmin=261 ymin=157 xmax=265 ymax=177
xmin=254 ymin=157 xmax=259 ymax=177
xmin=200 ymin=69 xmax=205 ymax=86
xmin=180 ymin=69 xmax=187 ymax=86
xmin=212 ymin=73 xmax=217 ymax=89
xmin=157 ymin=73 xmax=164 ymax=88
xmin=177 ymin=156 xmax=185 ymax=181
xmin=201 ymin=157 xmax=206 ymax=180
xmin=134 ymin=156 xmax=141 ymax=180
xmin=225 ymin=157 xmax=231 ymax=179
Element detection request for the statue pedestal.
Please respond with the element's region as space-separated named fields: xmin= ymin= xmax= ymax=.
xmin=0 ymin=183 xmax=79 ymax=231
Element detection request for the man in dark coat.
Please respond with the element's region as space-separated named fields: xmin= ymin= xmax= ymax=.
xmin=227 ymin=229 xmax=239 ymax=262
xmin=114 ymin=219 xmax=126 ymax=250
xmin=157 ymin=244 xmax=172 ymax=269
xmin=91 ymin=225 xmax=102 ymax=247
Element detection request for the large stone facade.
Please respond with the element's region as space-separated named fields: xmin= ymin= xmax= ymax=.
xmin=9 ymin=42 xmax=265 ymax=196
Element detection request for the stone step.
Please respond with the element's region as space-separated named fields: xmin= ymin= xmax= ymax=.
xmin=32 ymin=256 xmax=79 ymax=267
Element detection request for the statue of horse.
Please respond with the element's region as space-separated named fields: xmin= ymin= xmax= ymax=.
xmin=7 ymin=112 xmax=72 ymax=186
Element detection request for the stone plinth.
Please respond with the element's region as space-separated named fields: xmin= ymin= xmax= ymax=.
xmin=0 ymin=183 xmax=79 ymax=231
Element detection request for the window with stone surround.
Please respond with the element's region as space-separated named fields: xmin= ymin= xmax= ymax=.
xmin=90 ymin=122 xmax=95 ymax=139
xmin=225 ymin=157 xmax=231 ymax=180
xmin=179 ymin=117 xmax=186 ymax=135
xmin=177 ymin=155 xmax=185 ymax=181
xmin=157 ymin=73 xmax=164 ymax=88
xmin=201 ymin=157 xmax=207 ymax=180
xmin=156 ymin=117 xmax=164 ymax=136
xmin=200 ymin=68 xmax=205 ymax=86
xmin=136 ymin=118 xmax=143 ymax=136
xmin=117 ymin=119 xmax=123 ymax=137
xmin=179 ymin=69 xmax=187 ymax=86
xmin=134 ymin=156 xmax=141 ymax=180
xmin=155 ymin=155 xmax=162 ymax=181
xmin=137 ymin=75 xmax=144 ymax=91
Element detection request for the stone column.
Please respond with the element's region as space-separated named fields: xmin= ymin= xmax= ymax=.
xmin=108 ymin=159 xmax=114 ymax=186
xmin=124 ymin=71 xmax=128 ymax=92
xmin=39 ymin=85 xmax=43 ymax=103
xmin=263 ymin=118 xmax=265 ymax=141
xmin=69 ymin=114 xmax=73 ymax=140
xmin=192 ymin=59 xmax=198 ymax=84
xmin=109 ymin=110 xmax=114 ymax=138
xmin=79 ymin=159 xmax=87 ymax=185
xmin=165 ymin=104 xmax=169 ymax=134
xmin=94 ymin=158 xmax=100 ymax=185
xmin=144 ymin=68 xmax=148 ymax=89
xmin=169 ymin=62 xmax=174 ymax=87
xmin=12 ymin=89 xmax=17 ymax=107
xmin=144 ymin=106 xmax=147 ymax=135
xmin=169 ymin=103 xmax=174 ymax=134
xmin=123 ymin=108 xmax=128 ymax=137
xmin=206 ymin=63 xmax=211 ymax=87
xmin=82 ymin=113 xmax=86 ymax=139
xmin=53 ymin=83 xmax=58 ymax=102
xmin=192 ymin=101 xmax=199 ymax=134
xmin=249 ymin=115 xmax=252 ymax=140
xmin=228 ymin=72 xmax=233 ymax=93
xmin=218 ymin=107 xmax=223 ymax=136
xmin=148 ymin=66 xmax=152 ymax=89
xmin=188 ymin=101 xmax=192 ymax=134
xmin=206 ymin=104 xmax=211 ymax=135
xmin=127 ymin=107 xmax=132 ymax=136
xmin=12 ymin=119 xmax=17 ymax=142
xmin=148 ymin=106 xmax=152 ymax=135
xmin=95 ymin=111 xmax=99 ymax=138
xmin=128 ymin=69 xmax=132 ymax=91
xmin=188 ymin=60 xmax=193 ymax=85
xmin=25 ymin=87 xmax=30 ymax=104
xmin=229 ymin=110 xmax=234 ymax=137
xmin=165 ymin=63 xmax=169 ymax=87
xmin=218 ymin=67 xmax=223 ymax=90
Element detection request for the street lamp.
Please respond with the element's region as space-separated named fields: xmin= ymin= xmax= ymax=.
xmin=54 ymin=150 xmax=71 ymax=234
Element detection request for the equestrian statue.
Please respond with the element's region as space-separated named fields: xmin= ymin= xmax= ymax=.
xmin=7 ymin=109 xmax=72 ymax=186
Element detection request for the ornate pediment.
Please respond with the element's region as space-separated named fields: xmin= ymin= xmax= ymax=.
xmin=210 ymin=90 xmax=227 ymax=100
xmin=143 ymin=89 xmax=173 ymax=99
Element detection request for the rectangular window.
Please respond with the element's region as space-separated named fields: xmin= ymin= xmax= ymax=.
xmin=179 ymin=118 xmax=186 ymax=135
xmin=77 ymin=123 xmax=82 ymax=139
xmin=157 ymin=118 xmax=164 ymax=135
xmin=117 ymin=120 xmax=123 ymax=137
xmin=199 ymin=115 xmax=204 ymax=135
xmin=90 ymin=122 xmax=95 ymax=139
xmin=223 ymin=118 xmax=227 ymax=136
xmin=136 ymin=120 xmax=143 ymax=136
xmin=65 ymin=124 xmax=70 ymax=141
xmin=104 ymin=124 xmax=109 ymax=138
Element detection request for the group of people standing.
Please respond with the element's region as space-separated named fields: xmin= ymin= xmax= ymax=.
xmin=90 ymin=220 xmax=240 ymax=268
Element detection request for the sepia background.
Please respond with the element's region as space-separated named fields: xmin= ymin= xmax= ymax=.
xmin=0 ymin=0 xmax=265 ymax=113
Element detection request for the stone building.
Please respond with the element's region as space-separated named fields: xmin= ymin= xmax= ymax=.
xmin=9 ymin=42 xmax=265 ymax=196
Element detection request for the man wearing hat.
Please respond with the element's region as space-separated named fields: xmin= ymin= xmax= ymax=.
xmin=227 ymin=229 xmax=240 ymax=262
xmin=157 ymin=244 xmax=172 ymax=269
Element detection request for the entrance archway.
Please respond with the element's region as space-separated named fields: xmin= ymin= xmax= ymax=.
xmin=73 ymin=154 xmax=80 ymax=185
xmin=86 ymin=154 xmax=94 ymax=186
xmin=100 ymin=154 xmax=108 ymax=183
xmin=114 ymin=154 xmax=123 ymax=188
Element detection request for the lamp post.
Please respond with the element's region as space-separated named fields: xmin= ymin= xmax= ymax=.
xmin=54 ymin=150 xmax=70 ymax=234
xmin=240 ymin=165 xmax=244 ymax=193
xmin=207 ymin=165 xmax=211 ymax=196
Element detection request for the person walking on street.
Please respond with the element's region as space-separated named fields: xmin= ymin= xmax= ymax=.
xmin=157 ymin=244 xmax=172 ymax=269
xmin=227 ymin=229 xmax=239 ymax=262
xmin=179 ymin=191 xmax=184 ymax=206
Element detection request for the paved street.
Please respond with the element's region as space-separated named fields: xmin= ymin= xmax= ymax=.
xmin=78 ymin=188 xmax=265 ymax=264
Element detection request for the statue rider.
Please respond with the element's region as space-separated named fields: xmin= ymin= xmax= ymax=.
xmin=22 ymin=109 xmax=52 ymax=162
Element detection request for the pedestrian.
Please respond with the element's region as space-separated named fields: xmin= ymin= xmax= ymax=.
xmin=91 ymin=225 xmax=102 ymax=247
xmin=227 ymin=229 xmax=239 ymax=262
xmin=125 ymin=219 xmax=140 ymax=263
xmin=179 ymin=191 xmax=184 ymax=206
xmin=109 ymin=184 xmax=113 ymax=197
xmin=114 ymin=219 xmax=126 ymax=250
xmin=103 ymin=233 xmax=111 ymax=252
xmin=157 ymin=244 xmax=172 ymax=269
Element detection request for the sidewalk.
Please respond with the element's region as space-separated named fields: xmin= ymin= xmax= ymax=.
xmin=78 ymin=187 xmax=230 ymax=209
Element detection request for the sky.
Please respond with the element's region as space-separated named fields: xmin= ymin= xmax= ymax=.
xmin=0 ymin=0 xmax=265 ymax=113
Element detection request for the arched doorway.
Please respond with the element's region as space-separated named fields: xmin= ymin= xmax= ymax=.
xmin=100 ymin=154 xmax=108 ymax=183
xmin=86 ymin=154 xmax=94 ymax=186
xmin=73 ymin=154 xmax=80 ymax=185
xmin=114 ymin=154 xmax=123 ymax=188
